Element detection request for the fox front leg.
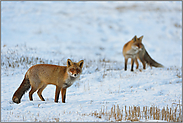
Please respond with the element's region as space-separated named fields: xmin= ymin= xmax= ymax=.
xmin=55 ymin=86 xmax=61 ymax=103
xmin=61 ymin=88 xmax=67 ymax=103
xmin=124 ymin=58 xmax=128 ymax=71
xmin=131 ymin=58 xmax=135 ymax=71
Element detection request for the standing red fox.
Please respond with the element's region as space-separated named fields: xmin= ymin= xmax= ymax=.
xmin=122 ymin=35 xmax=163 ymax=71
xmin=12 ymin=59 xmax=84 ymax=104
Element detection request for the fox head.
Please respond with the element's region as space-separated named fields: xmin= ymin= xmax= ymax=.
xmin=131 ymin=35 xmax=144 ymax=51
xmin=67 ymin=59 xmax=84 ymax=78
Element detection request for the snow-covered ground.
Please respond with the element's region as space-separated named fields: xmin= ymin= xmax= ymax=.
xmin=1 ymin=1 xmax=182 ymax=122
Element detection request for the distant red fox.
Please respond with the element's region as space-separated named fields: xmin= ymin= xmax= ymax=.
xmin=12 ymin=59 xmax=84 ymax=104
xmin=122 ymin=35 xmax=163 ymax=71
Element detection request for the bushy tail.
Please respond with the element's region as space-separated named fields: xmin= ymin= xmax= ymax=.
xmin=144 ymin=50 xmax=164 ymax=68
xmin=12 ymin=75 xmax=31 ymax=104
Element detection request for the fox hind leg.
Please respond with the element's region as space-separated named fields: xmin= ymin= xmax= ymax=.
xmin=142 ymin=61 xmax=146 ymax=69
xmin=135 ymin=58 xmax=139 ymax=69
xmin=29 ymin=87 xmax=37 ymax=101
xmin=37 ymin=84 xmax=47 ymax=101
xmin=138 ymin=57 xmax=146 ymax=69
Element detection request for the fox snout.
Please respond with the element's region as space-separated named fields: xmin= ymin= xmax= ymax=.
xmin=132 ymin=46 xmax=141 ymax=51
xmin=69 ymin=72 xmax=79 ymax=77
xmin=72 ymin=73 xmax=77 ymax=77
xmin=132 ymin=46 xmax=139 ymax=50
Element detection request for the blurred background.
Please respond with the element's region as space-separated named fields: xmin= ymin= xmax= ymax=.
xmin=1 ymin=1 xmax=182 ymax=67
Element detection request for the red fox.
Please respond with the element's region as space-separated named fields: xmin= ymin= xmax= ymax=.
xmin=122 ymin=35 xmax=163 ymax=71
xmin=12 ymin=59 xmax=84 ymax=104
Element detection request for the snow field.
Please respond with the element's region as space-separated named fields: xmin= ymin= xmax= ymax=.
xmin=1 ymin=1 xmax=182 ymax=122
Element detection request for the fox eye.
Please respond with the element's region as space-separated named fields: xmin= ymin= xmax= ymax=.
xmin=76 ymin=69 xmax=80 ymax=73
xmin=138 ymin=44 xmax=142 ymax=48
xmin=70 ymin=68 xmax=74 ymax=72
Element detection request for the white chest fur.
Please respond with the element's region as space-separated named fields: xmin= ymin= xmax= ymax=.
xmin=126 ymin=46 xmax=141 ymax=58
xmin=62 ymin=75 xmax=79 ymax=88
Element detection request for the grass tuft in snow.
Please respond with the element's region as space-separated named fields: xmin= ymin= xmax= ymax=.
xmin=89 ymin=102 xmax=182 ymax=122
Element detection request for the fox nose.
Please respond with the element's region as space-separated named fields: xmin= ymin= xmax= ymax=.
xmin=74 ymin=74 xmax=77 ymax=77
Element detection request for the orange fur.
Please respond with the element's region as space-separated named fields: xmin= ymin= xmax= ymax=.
xmin=12 ymin=59 xmax=84 ymax=104
xmin=123 ymin=35 xmax=163 ymax=71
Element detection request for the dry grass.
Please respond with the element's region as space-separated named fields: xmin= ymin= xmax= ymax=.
xmin=115 ymin=3 xmax=181 ymax=13
xmin=1 ymin=55 xmax=67 ymax=69
xmin=89 ymin=103 xmax=182 ymax=122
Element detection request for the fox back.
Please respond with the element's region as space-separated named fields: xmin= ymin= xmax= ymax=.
xmin=27 ymin=64 xmax=67 ymax=87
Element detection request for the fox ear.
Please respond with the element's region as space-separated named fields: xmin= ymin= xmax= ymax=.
xmin=67 ymin=59 xmax=73 ymax=67
xmin=139 ymin=35 xmax=144 ymax=41
xmin=132 ymin=35 xmax=137 ymax=42
xmin=78 ymin=60 xmax=84 ymax=68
